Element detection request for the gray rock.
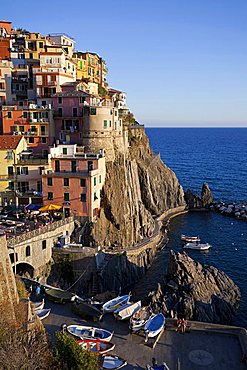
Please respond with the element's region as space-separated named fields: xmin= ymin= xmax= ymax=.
xmin=201 ymin=182 xmax=213 ymax=207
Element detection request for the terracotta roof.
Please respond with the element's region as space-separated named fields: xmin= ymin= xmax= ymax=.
xmin=0 ymin=135 xmax=23 ymax=149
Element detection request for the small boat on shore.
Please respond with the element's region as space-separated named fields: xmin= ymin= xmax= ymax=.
xmin=147 ymin=362 xmax=170 ymax=370
xmin=114 ymin=301 xmax=141 ymax=320
xmin=45 ymin=288 xmax=75 ymax=304
xmin=67 ymin=325 xmax=113 ymax=342
xmin=129 ymin=306 xmax=153 ymax=332
xmin=144 ymin=313 xmax=165 ymax=342
xmin=101 ymin=355 xmax=127 ymax=369
xmin=35 ymin=308 xmax=51 ymax=320
xmin=181 ymin=235 xmax=200 ymax=243
xmin=77 ymin=339 xmax=115 ymax=354
xmin=72 ymin=301 xmax=103 ymax=321
xmin=32 ymin=298 xmax=45 ymax=311
xmin=102 ymin=294 xmax=131 ymax=313
xmin=183 ymin=242 xmax=211 ymax=251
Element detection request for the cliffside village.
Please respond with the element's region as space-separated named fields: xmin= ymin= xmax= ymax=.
xmin=0 ymin=20 xmax=134 ymax=222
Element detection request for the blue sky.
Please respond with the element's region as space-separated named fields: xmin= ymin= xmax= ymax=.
xmin=2 ymin=0 xmax=247 ymax=126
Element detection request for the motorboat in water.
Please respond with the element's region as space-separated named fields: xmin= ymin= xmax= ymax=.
xmin=129 ymin=306 xmax=153 ymax=332
xmin=102 ymin=294 xmax=131 ymax=313
xmin=67 ymin=325 xmax=113 ymax=342
xmin=35 ymin=308 xmax=51 ymax=320
xmin=181 ymin=235 xmax=200 ymax=243
xmin=101 ymin=355 xmax=127 ymax=369
xmin=183 ymin=242 xmax=211 ymax=251
xmin=77 ymin=339 xmax=115 ymax=354
xmin=114 ymin=301 xmax=141 ymax=320
xmin=144 ymin=313 xmax=165 ymax=342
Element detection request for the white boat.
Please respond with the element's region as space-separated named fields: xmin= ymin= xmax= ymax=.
xmin=144 ymin=313 xmax=165 ymax=342
xmin=114 ymin=301 xmax=141 ymax=320
xmin=67 ymin=325 xmax=113 ymax=342
xmin=181 ymin=234 xmax=200 ymax=242
xmin=32 ymin=298 xmax=45 ymax=311
xmin=102 ymin=355 xmax=127 ymax=369
xmin=147 ymin=362 xmax=170 ymax=370
xmin=35 ymin=308 xmax=51 ymax=320
xmin=183 ymin=242 xmax=211 ymax=251
xmin=102 ymin=294 xmax=131 ymax=313
xmin=129 ymin=306 xmax=153 ymax=331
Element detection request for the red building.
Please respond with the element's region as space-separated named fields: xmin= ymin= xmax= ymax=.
xmin=0 ymin=21 xmax=11 ymax=61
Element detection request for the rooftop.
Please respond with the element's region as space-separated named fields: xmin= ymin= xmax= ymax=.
xmin=0 ymin=135 xmax=23 ymax=150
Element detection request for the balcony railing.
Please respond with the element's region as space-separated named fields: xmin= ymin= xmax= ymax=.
xmin=17 ymin=158 xmax=48 ymax=165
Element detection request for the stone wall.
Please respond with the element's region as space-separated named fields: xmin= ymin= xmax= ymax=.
xmin=0 ymin=235 xmax=19 ymax=322
xmin=7 ymin=217 xmax=75 ymax=277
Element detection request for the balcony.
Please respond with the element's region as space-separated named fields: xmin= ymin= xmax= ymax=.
xmin=0 ymin=174 xmax=14 ymax=181
xmin=17 ymin=158 xmax=48 ymax=165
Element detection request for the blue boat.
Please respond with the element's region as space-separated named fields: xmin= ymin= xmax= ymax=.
xmin=144 ymin=313 xmax=165 ymax=342
xmin=102 ymin=294 xmax=131 ymax=313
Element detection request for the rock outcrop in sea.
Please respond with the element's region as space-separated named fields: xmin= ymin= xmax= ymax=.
xmin=184 ymin=182 xmax=213 ymax=209
xmin=89 ymin=126 xmax=185 ymax=248
xmin=150 ymin=250 xmax=240 ymax=324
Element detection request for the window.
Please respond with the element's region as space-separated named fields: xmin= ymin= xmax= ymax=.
xmin=29 ymin=137 xmax=34 ymax=143
xmin=17 ymin=167 xmax=28 ymax=175
xmin=7 ymin=111 xmax=12 ymax=119
xmin=42 ymin=240 xmax=46 ymax=250
xmin=115 ymin=110 xmax=118 ymax=116
xmin=88 ymin=161 xmax=93 ymax=171
xmin=99 ymin=175 xmax=102 ymax=184
xmin=41 ymin=137 xmax=47 ymax=143
xmin=48 ymin=192 xmax=53 ymax=200
xmin=26 ymin=245 xmax=31 ymax=257
xmin=41 ymin=125 xmax=46 ymax=135
xmin=55 ymin=160 xmax=60 ymax=172
xmin=63 ymin=148 xmax=67 ymax=155
xmin=94 ymin=177 xmax=97 ymax=186
xmin=109 ymin=120 xmax=112 ymax=127
xmin=9 ymin=181 xmax=14 ymax=190
xmin=72 ymin=107 xmax=78 ymax=117
xmin=29 ymin=53 xmax=33 ymax=59
xmin=94 ymin=192 xmax=97 ymax=201
xmin=103 ymin=120 xmax=107 ymax=129
xmin=39 ymin=166 xmax=45 ymax=175
xmin=58 ymin=97 xmax=62 ymax=104
xmin=8 ymin=166 xmax=14 ymax=176
xmin=6 ymin=150 xmax=13 ymax=160
xmin=58 ymin=107 xmax=63 ymax=117
xmin=80 ymin=178 xmax=86 ymax=187
xmin=23 ymin=111 xmax=28 ymax=119
xmin=80 ymin=96 xmax=85 ymax=104
xmin=47 ymin=177 xmax=53 ymax=186
xmin=90 ymin=108 xmax=96 ymax=115
xmin=120 ymin=119 xmax=122 ymax=127
xmin=39 ymin=42 xmax=43 ymax=48
xmin=19 ymin=125 xmax=24 ymax=132
xmin=80 ymin=193 xmax=86 ymax=202
xmin=114 ymin=122 xmax=117 ymax=130
xmin=64 ymin=193 xmax=70 ymax=201
xmin=71 ymin=160 xmax=76 ymax=173
xmin=64 ymin=178 xmax=69 ymax=186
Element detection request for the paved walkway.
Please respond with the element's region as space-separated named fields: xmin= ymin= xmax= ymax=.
xmin=43 ymin=300 xmax=247 ymax=370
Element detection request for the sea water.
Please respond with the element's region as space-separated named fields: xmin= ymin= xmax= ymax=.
xmin=146 ymin=128 xmax=247 ymax=327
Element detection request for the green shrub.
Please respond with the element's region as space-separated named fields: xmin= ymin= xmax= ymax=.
xmin=54 ymin=331 xmax=99 ymax=370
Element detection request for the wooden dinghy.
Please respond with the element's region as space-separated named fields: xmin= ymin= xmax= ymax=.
xmin=101 ymin=355 xmax=127 ymax=369
xmin=129 ymin=306 xmax=153 ymax=331
xmin=45 ymin=288 xmax=75 ymax=304
xmin=114 ymin=301 xmax=141 ymax=320
xmin=32 ymin=298 xmax=45 ymax=311
xmin=102 ymin=294 xmax=130 ymax=313
xmin=77 ymin=339 xmax=115 ymax=354
xmin=72 ymin=301 xmax=103 ymax=321
xmin=35 ymin=308 xmax=51 ymax=320
xmin=144 ymin=313 xmax=165 ymax=342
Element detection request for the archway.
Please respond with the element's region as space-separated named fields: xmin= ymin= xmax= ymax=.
xmin=15 ymin=262 xmax=34 ymax=278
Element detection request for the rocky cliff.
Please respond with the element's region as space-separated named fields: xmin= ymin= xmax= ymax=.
xmin=184 ymin=182 xmax=213 ymax=209
xmin=91 ymin=126 xmax=184 ymax=248
xmin=150 ymin=251 xmax=240 ymax=324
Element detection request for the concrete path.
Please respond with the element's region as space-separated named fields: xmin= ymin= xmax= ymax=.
xmin=43 ymin=300 xmax=247 ymax=370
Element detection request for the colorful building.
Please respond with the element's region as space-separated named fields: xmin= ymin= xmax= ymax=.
xmin=0 ymin=20 xmax=11 ymax=61
xmin=73 ymin=51 xmax=108 ymax=87
xmin=42 ymin=144 xmax=106 ymax=219
xmin=0 ymin=135 xmax=27 ymax=206
xmin=1 ymin=104 xmax=54 ymax=155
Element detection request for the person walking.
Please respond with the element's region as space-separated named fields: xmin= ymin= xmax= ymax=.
xmin=181 ymin=318 xmax=187 ymax=334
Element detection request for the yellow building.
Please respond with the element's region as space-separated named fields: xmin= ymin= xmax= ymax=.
xmin=0 ymin=135 xmax=27 ymax=206
xmin=24 ymin=33 xmax=47 ymax=61
xmin=73 ymin=51 xmax=108 ymax=87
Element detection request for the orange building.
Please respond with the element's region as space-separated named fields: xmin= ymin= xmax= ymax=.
xmin=1 ymin=105 xmax=54 ymax=156
xmin=0 ymin=21 xmax=11 ymax=60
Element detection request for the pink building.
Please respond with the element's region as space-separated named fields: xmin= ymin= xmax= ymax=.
xmin=42 ymin=144 xmax=105 ymax=219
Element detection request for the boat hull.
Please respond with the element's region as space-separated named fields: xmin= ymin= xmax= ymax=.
xmin=114 ymin=301 xmax=141 ymax=320
xmin=183 ymin=242 xmax=211 ymax=251
xmin=129 ymin=306 xmax=153 ymax=331
xmin=35 ymin=308 xmax=51 ymax=320
xmin=102 ymin=295 xmax=130 ymax=313
xmin=77 ymin=339 xmax=115 ymax=354
xmin=102 ymin=355 xmax=127 ymax=369
xmin=144 ymin=313 xmax=165 ymax=340
xmin=67 ymin=325 xmax=113 ymax=342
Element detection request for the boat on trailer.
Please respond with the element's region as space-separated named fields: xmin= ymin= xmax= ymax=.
xmin=101 ymin=355 xmax=127 ymax=369
xmin=102 ymin=294 xmax=131 ymax=313
xmin=144 ymin=313 xmax=165 ymax=342
xmin=129 ymin=306 xmax=153 ymax=332
xmin=181 ymin=235 xmax=200 ymax=243
xmin=77 ymin=339 xmax=115 ymax=354
xmin=67 ymin=325 xmax=113 ymax=342
xmin=183 ymin=242 xmax=211 ymax=251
